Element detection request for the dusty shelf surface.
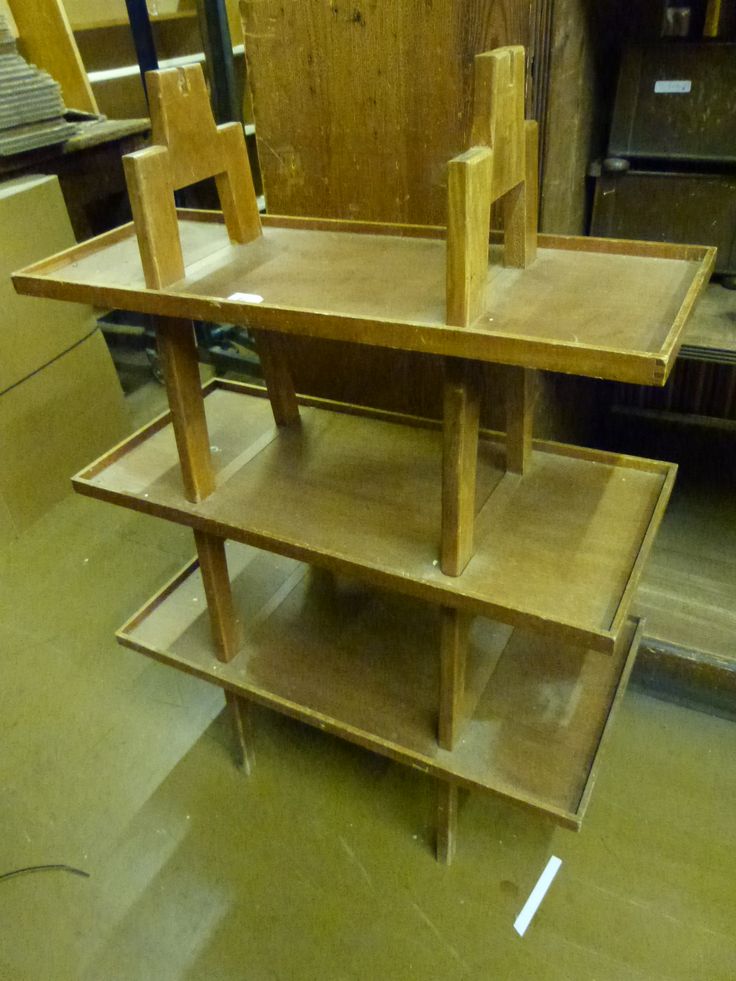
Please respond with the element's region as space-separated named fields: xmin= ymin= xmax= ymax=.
xmin=119 ymin=541 xmax=642 ymax=827
xmin=76 ymin=382 xmax=675 ymax=651
xmin=14 ymin=211 xmax=713 ymax=384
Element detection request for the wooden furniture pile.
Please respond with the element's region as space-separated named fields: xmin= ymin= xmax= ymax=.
xmin=14 ymin=49 xmax=713 ymax=862
xmin=0 ymin=13 xmax=78 ymax=156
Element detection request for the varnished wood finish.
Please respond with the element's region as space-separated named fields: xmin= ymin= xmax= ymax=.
xmin=155 ymin=318 xmax=214 ymax=502
xmin=14 ymin=212 xmax=713 ymax=386
xmin=505 ymin=366 xmax=536 ymax=474
xmin=439 ymin=608 xmax=471 ymax=751
xmin=74 ymin=383 xmax=675 ymax=652
xmin=193 ymin=529 xmax=241 ymax=661
xmin=116 ymin=540 xmax=643 ymax=828
xmin=436 ymin=781 xmax=459 ymax=865
xmin=442 ymin=361 xmax=481 ymax=576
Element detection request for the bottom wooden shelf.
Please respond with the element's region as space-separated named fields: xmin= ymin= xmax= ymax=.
xmin=118 ymin=543 xmax=642 ymax=830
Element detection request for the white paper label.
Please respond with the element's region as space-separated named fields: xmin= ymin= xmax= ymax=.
xmin=654 ymin=80 xmax=691 ymax=94
xmin=227 ymin=292 xmax=264 ymax=304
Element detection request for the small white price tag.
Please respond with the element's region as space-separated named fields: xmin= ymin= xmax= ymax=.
xmin=227 ymin=292 xmax=264 ymax=304
xmin=654 ymin=80 xmax=692 ymax=94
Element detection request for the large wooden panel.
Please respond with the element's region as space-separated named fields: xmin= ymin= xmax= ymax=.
xmin=241 ymin=0 xmax=535 ymax=223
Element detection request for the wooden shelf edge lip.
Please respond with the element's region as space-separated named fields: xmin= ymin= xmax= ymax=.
xmin=72 ymin=380 xmax=674 ymax=655
xmin=12 ymin=215 xmax=713 ymax=388
xmin=576 ymin=617 xmax=645 ymax=822
xmin=115 ymin=552 xmax=644 ymax=831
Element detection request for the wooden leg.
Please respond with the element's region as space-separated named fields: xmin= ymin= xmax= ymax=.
xmin=442 ymin=359 xmax=480 ymax=576
xmin=505 ymin=366 xmax=536 ymax=475
xmin=252 ymin=329 xmax=300 ymax=427
xmin=225 ymin=690 xmax=255 ymax=773
xmin=194 ymin=529 xmax=242 ymax=662
xmin=439 ymin=607 xmax=470 ymax=750
xmin=156 ymin=316 xmax=215 ymax=502
xmin=502 ymin=119 xmax=539 ymax=269
xmin=436 ymin=780 xmax=459 ymax=865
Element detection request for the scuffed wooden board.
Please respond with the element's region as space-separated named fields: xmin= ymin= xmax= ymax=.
xmin=241 ymin=0 xmax=534 ymax=224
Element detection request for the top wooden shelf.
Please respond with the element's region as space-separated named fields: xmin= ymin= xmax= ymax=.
xmin=14 ymin=210 xmax=713 ymax=386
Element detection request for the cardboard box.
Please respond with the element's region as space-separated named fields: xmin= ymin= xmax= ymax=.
xmin=0 ymin=174 xmax=98 ymax=393
xmin=0 ymin=329 xmax=129 ymax=545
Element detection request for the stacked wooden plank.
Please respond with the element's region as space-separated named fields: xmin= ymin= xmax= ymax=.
xmin=0 ymin=14 xmax=78 ymax=155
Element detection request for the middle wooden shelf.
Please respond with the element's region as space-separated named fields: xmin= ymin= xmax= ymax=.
xmin=75 ymin=379 xmax=675 ymax=652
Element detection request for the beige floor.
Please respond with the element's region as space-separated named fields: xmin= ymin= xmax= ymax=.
xmin=2 ymin=384 xmax=736 ymax=981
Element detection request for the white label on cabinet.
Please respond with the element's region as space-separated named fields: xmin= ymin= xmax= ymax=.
xmin=228 ymin=292 xmax=264 ymax=303
xmin=654 ymin=80 xmax=692 ymax=94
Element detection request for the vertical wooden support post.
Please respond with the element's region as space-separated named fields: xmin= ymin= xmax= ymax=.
xmin=442 ymin=362 xmax=481 ymax=576
xmin=502 ymin=120 xmax=539 ymax=268
xmin=194 ymin=529 xmax=242 ymax=662
xmin=505 ymin=366 xmax=536 ymax=475
xmin=225 ymin=690 xmax=255 ymax=773
xmin=443 ymin=147 xmax=492 ymax=577
xmin=156 ymin=318 xmax=215 ymax=502
xmin=253 ymin=331 xmax=301 ymax=426
xmin=439 ymin=607 xmax=471 ymax=750
xmin=436 ymin=780 xmax=459 ymax=865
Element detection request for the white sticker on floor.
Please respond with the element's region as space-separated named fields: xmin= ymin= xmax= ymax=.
xmin=227 ymin=292 xmax=264 ymax=304
xmin=654 ymin=80 xmax=691 ymax=94
xmin=513 ymin=855 xmax=562 ymax=937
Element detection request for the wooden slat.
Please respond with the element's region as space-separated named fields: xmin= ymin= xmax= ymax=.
xmin=155 ymin=318 xmax=215 ymax=502
xmin=441 ymin=360 xmax=481 ymax=576
xmin=505 ymin=366 xmax=536 ymax=475
xmin=215 ymin=120 xmax=262 ymax=245
xmin=252 ymin=330 xmax=300 ymax=426
xmin=10 ymin=0 xmax=98 ymax=113
xmin=436 ymin=780 xmax=459 ymax=864
xmin=439 ymin=607 xmax=471 ymax=750
xmin=446 ymin=147 xmax=493 ymax=328
xmin=123 ymin=147 xmax=184 ymax=290
xmin=194 ymin=529 xmax=241 ymax=661
xmin=472 ymin=46 xmax=526 ymax=201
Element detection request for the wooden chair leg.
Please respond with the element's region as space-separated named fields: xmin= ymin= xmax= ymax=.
xmin=439 ymin=607 xmax=470 ymax=750
xmin=156 ymin=316 xmax=215 ymax=502
xmin=441 ymin=359 xmax=481 ymax=576
xmin=194 ymin=530 xmax=241 ymax=662
xmin=225 ymin=690 xmax=255 ymax=773
xmin=436 ymin=780 xmax=459 ymax=865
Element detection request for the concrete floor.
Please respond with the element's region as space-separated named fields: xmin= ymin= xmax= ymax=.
xmin=2 ymin=384 xmax=736 ymax=980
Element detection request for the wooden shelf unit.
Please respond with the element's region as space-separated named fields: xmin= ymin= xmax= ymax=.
xmin=12 ymin=49 xmax=712 ymax=861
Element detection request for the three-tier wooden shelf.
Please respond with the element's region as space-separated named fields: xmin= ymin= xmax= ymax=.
xmin=14 ymin=49 xmax=713 ymax=862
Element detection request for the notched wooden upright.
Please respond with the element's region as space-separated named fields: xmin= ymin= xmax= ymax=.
xmin=442 ymin=46 xmax=540 ymax=578
xmin=123 ymin=63 xmax=299 ymax=494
